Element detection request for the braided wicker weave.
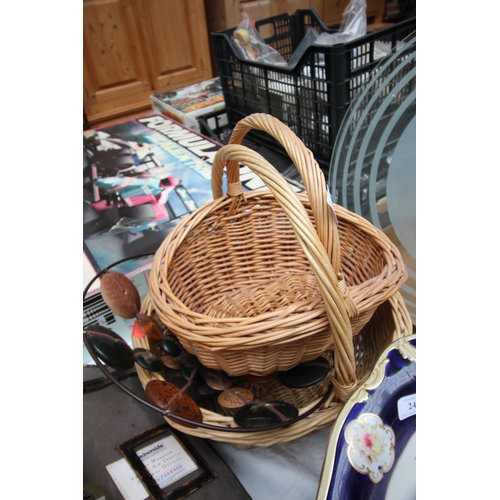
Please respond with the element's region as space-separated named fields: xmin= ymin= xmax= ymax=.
xmin=134 ymin=291 xmax=412 ymax=448
xmin=149 ymin=114 xmax=407 ymax=399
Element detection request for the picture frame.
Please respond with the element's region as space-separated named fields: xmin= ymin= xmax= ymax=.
xmin=116 ymin=423 xmax=217 ymax=499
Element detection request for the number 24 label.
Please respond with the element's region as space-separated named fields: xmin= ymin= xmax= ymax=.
xmin=397 ymin=394 xmax=416 ymax=420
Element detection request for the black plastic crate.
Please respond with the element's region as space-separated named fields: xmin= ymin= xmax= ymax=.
xmin=212 ymin=9 xmax=416 ymax=173
xmin=197 ymin=108 xmax=232 ymax=144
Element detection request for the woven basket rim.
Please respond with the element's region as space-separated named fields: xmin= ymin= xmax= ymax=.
xmin=133 ymin=291 xmax=412 ymax=447
xmin=149 ymin=194 xmax=406 ymax=335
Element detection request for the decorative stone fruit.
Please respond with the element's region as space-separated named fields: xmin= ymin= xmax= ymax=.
xmin=145 ymin=379 xmax=203 ymax=428
xmin=99 ymin=271 xmax=140 ymax=319
xmin=132 ymin=348 xmax=164 ymax=372
xmin=278 ymin=357 xmax=331 ymax=388
xmin=217 ymin=387 xmax=254 ymax=411
xmin=135 ymin=313 xmax=162 ymax=340
xmin=84 ymin=325 xmax=134 ymax=370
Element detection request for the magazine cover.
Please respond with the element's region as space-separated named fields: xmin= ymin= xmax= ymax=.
xmin=83 ymin=112 xmax=228 ymax=277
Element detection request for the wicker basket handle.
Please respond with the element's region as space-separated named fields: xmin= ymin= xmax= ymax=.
xmin=212 ymin=143 xmax=357 ymax=397
xmin=212 ymin=113 xmax=342 ymax=276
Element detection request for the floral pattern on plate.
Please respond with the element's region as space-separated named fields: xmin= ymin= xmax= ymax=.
xmin=345 ymin=413 xmax=395 ymax=483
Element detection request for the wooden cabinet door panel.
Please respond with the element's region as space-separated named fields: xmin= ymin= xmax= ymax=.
xmin=83 ymin=0 xmax=152 ymax=119
xmin=271 ymin=0 xmax=322 ymax=16
xmin=138 ymin=0 xmax=212 ymax=90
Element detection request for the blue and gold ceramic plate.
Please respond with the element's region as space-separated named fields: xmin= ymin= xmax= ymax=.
xmin=316 ymin=335 xmax=416 ymax=500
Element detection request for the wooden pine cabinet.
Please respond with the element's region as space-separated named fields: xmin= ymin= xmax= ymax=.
xmin=83 ymin=0 xmax=213 ymax=127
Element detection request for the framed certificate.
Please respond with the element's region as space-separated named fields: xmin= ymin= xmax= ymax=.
xmin=116 ymin=423 xmax=217 ymax=499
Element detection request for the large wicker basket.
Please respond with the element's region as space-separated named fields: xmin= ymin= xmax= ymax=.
xmin=149 ymin=114 xmax=407 ymax=397
xmin=134 ymin=291 xmax=412 ymax=448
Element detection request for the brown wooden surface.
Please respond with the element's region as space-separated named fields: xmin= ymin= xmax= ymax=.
xmin=322 ymin=0 xmax=385 ymax=26
xmin=84 ymin=0 xmax=213 ymax=127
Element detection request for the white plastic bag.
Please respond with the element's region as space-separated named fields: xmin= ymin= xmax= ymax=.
xmin=287 ymin=27 xmax=319 ymax=67
xmin=315 ymin=0 xmax=367 ymax=45
xmin=232 ymin=13 xmax=287 ymax=66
